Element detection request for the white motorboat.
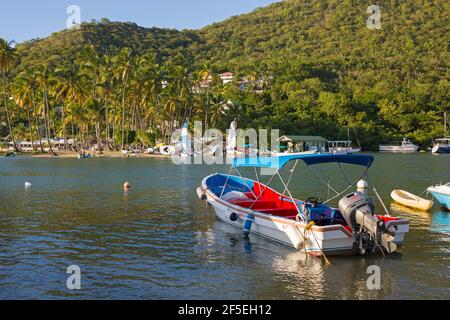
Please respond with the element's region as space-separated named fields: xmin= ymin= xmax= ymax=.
xmin=380 ymin=138 xmax=419 ymax=153
xmin=197 ymin=154 xmax=409 ymax=257
xmin=432 ymin=138 xmax=450 ymax=154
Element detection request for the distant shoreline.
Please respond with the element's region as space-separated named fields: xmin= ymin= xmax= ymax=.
xmin=0 ymin=150 xmax=171 ymax=159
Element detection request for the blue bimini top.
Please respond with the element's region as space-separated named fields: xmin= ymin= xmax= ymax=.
xmin=232 ymin=154 xmax=374 ymax=170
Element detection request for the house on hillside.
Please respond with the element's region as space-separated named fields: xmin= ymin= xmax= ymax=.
xmin=219 ymin=72 xmax=234 ymax=85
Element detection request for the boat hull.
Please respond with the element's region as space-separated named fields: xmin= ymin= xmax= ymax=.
xmin=428 ymin=190 xmax=450 ymax=210
xmin=432 ymin=145 xmax=450 ymax=154
xmin=379 ymin=146 xmax=419 ymax=153
xmin=201 ymin=175 xmax=409 ymax=256
xmin=391 ymin=190 xmax=434 ymax=211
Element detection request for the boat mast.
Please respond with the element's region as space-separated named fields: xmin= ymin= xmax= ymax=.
xmin=445 ymin=112 xmax=448 ymax=137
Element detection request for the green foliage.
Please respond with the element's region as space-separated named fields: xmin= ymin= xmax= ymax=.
xmin=1 ymin=0 xmax=449 ymax=150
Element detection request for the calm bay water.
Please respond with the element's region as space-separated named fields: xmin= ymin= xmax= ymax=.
xmin=0 ymin=153 xmax=448 ymax=300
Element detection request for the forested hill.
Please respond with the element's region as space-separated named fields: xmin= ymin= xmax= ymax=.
xmin=7 ymin=0 xmax=450 ymax=149
xmin=198 ymin=0 xmax=448 ymax=75
xmin=17 ymin=20 xmax=201 ymax=65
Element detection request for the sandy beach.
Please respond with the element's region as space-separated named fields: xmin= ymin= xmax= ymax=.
xmin=1 ymin=150 xmax=171 ymax=159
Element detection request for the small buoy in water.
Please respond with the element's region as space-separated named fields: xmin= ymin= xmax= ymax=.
xmin=25 ymin=182 xmax=32 ymax=188
xmin=124 ymin=181 xmax=131 ymax=189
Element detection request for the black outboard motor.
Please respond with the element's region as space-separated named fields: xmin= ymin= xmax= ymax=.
xmin=339 ymin=192 xmax=397 ymax=254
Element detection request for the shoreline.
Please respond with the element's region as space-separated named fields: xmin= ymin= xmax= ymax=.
xmin=0 ymin=150 xmax=171 ymax=159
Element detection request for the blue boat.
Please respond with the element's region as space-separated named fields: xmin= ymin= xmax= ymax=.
xmin=428 ymin=183 xmax=450 ymax=210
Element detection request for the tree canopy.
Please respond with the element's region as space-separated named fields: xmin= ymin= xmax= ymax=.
xmin=1 ymin=0 xmax=449 ymax=150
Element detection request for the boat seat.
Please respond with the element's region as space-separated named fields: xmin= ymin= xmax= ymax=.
xmin=254 ymin=208 xmax=299 ymax=218
xmin=231 ymin=200 xmax=277 ymax=210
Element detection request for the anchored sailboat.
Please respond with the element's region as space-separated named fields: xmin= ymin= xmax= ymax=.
xmin=432 ymin=112 xmax=450 ymax=154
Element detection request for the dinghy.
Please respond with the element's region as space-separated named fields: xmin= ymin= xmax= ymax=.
xmin=391 ymin=190 xmax=434 ymax=211
xmin=197 ymin=154 xmax=409 ymax=257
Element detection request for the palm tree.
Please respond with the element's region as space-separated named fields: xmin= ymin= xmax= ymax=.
xmin=77 ymin=45 xmax=106 ymax=152
xmin=13 ymin=73 xmax=37 ymax=150
xmin=64 ymin=103 xmax=88 ymax=148
xmin=98 ymin=55 xmax=114 ymax=150
xmin=52 ymin=64 xmax=83 ymax=150
xmin=35 ymin=62 xmax=57 ymax=155
xmin=0 ymin=38 xmax=19 ymax=151
xmin=198 ymin=61 xmax=213 ymax=131
xmin=112 ymin=48 xmax=133 ymax=150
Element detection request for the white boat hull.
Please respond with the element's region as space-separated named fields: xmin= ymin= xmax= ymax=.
xmin=200 ymin=181 xmax=409 ymax=256
xmin=329 ymin=148 xmax=361 ymax=155
xmin=379 ymin=146 xmax=419 ymax=153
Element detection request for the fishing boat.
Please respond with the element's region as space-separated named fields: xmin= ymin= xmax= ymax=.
xmin=380 ymin=138 xmax=419 ymax=153
xmin=391 ymin=190 xmax=434 ymax=211
xmin=432 ymin=112 xmax=450 ymax=154
xmin=427 ymin=183 xmax=450 ymax=210
xmin=197 ymin=154 xmax=409 ymax=257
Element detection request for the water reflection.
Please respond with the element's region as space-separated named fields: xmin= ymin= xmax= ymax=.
xmin=0 ymin=155 xmax=449 ymax=299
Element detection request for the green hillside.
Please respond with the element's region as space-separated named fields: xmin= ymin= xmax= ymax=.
xmin=1 ymin=0 xmax=449 ymax=151
xmin=17 ymin=20 xmax=200 ymax=66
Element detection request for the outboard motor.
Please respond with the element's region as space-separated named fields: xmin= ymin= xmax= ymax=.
xmin=339 ymin=192 xmax=397 ymax=254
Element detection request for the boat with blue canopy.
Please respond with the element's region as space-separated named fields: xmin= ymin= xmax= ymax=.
xmin=197 ymin=154 xmax=409 ymax=259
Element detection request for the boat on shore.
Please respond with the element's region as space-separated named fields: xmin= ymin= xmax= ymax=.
xmin=197 ymin=154 xmax=409 ymax=257
xmin=427 ymin=183 xmax=450 ymax=210
xmin=391 ymin=190 xmax=434 ymax=211
xmin=432 ymin=112 xmax=450 ymax=154
xmin=78 ymin=152 xmax=92 ymax=159
xmin=380 ymin=138 xmax=419 ymax=153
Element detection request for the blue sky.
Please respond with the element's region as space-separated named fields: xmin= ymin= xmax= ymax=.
xmin=0 ymin=0 xmax=276 ymax=43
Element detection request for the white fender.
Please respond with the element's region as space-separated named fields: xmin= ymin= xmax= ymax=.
xmin=197 ymin=187 xmax=207 ymax=201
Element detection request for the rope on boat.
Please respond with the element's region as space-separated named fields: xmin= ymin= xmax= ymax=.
xmin=418 ymin=188 xmax=430 ymax=198
xmin=304 ymin=221 xmax=332 ymax=266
